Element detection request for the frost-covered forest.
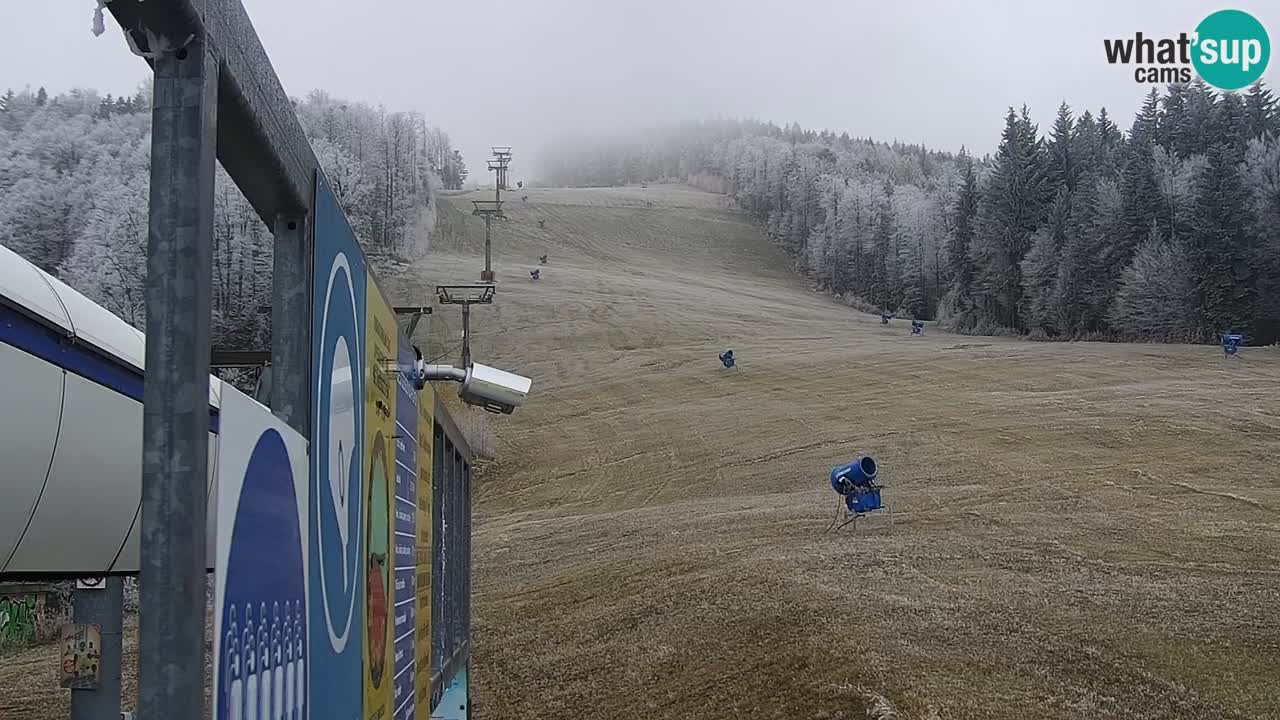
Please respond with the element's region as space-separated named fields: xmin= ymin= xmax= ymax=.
xmin=0 ymin=85 xmax=463 ymax=349
xmin=539 ymin=81 xmax=1280 ymax=344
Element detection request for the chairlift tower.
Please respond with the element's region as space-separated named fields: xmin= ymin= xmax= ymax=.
xmin=477 ymin=145 xmax=512 ymax=283
xmin=489 ymin=146 xmax=512 ymax=193
xmin=436 ymin=285 xmax=495 ymax=370
xmin=472 ymin=199 xmax=504 ymax=283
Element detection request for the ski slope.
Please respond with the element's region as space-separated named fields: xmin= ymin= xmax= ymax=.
xmin=403 ymin=184 xmax=1280 ymax=720
xmin=3 ymin=183 xmax=1274 ymax=719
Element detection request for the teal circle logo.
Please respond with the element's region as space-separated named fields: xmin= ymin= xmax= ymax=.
xmin=1192 ymin=10 xmax=1270 ymax=90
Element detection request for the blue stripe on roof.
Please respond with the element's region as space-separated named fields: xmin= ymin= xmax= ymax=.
xmin=0 ymin=302 xmax=221 ymax=433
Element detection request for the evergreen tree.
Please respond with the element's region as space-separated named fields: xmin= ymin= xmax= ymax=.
xmin=1160 ymin=83 xmax=1189 ymax=153
xmin=1243 ymin=137 xmax=1280 ymax=232
xmin=1029 ymin=188 xmax=1070 ymax=330
xmin=1020 ymin=229 xmax=1058 ymax=335
xmin=447 ymin=149 xmax=468 ymax=189
xmin=1187 ymin=142 xmax=1259 ymax=340
xmin=870 ymin=196 xmax=895 ymax=310
xmin=131 ymin=86 xmax=149 ymax=113
xmin=1110 ymin=231 xmax=1194 ymax=341
xmin=1071 ymin=110 xmax=1102 ymax=187
xmin=1053 ymin=227 xmax=1088 ymax=336
xmin=35 ymin=86 xmax=47 ymax=106
xmin=1119 ymin=90 xmax=1162 ymax=257
xmin=0 ymin=89 xmax=17 ymax=133
xmin=1151 ymin=146 xmax=1204 ymax=246
xmin=1020 ymin=188 xmax=1071 ymax=334
xmin=1046 ymin=102 xmax=1076 ymax=192
xmin=1097 ymin=106 xmax=1124 ymax=175
xmin=898 ymin=232 xmax=927 ymax=319
xmin=1245 ymin=136 xmax=1280 ymax=342
xmin=1177 ymin=80 xmax=1217 ymax=157
xmin=1214 ymin=91 xmax=1250 ymax=164
xmin=1244 ymin=81 xmax=1279 ymax=139
xmin=970 ymin=107 xmax=1047 ymax=329
xmin=1131 ymin=89 xmax=1162 ymax=148
xmin=1056 ymin=178 xmax=1124 ymax=335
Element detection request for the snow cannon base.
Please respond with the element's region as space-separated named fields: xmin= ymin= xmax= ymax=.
xmin=847 ymin=487 xmax=882 ymax=514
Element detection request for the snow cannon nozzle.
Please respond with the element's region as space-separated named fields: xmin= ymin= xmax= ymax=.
xmin=830 ymin=455 xmax=878 ymax=495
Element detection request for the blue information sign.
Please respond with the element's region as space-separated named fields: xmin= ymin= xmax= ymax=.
xmin=392 ymin=335 xmax=419 ymax=719
xmin=309 ymin=171 xmax=368 ymax=720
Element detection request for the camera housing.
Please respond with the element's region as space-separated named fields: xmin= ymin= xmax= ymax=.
xmin=460 ymin=362 xmax=532 ymax=415
xmin=405 ymin=346 xmax=531 ymax=415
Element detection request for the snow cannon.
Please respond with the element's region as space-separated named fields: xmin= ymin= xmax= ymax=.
xmin=830 ymin=456 xmax=882 ymax=514
xmin=1223 ymin=331 xmax=1243 ymax=358
xmin=719 ymin=349 xmax=736 ymax=369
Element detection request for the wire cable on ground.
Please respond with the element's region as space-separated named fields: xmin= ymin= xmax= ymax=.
xmin=824 ymin=496 xmax=843 ymax=534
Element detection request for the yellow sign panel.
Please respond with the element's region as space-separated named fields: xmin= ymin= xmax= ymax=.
xmin=414 ymin=387 xmax=435 ymax=717
xmin=363 ymin=282 xmax=396 ymax=720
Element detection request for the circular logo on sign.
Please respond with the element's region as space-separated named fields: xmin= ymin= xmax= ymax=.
xmin=315 ymin=252 xmax=364 ymax=654
xmin=217 ymin=430 xmax=305 ymax=720
xmin=1193 ymin=9 xmax=1270 ymax=90
xmin=365 ymin=431 xmax=391 ymax=688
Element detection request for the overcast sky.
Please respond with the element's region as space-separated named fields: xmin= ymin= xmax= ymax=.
xmin=3 ymin=1 xmax=1277 ymax=180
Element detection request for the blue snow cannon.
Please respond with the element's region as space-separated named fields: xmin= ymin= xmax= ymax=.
xmin=1223 ymin=331 xmax=1243 ymax=358
xmin=830 ymin=456 xmax=881 ymax=514
xmin=719 ymin=349 xmax=736 ymax=369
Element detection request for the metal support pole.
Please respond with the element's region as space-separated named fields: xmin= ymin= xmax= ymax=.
xmin=271 ymin=213 xmax=312 ymax=436
xmin=461 ymin=304 xmax=472 ymax=370
xmin=70 ymin=578 xmax=124 ymax=720
xmin=482 ymin=214 xmax=493 ymax=281
xmin=138 ymin=36 xmax=218 ymax=720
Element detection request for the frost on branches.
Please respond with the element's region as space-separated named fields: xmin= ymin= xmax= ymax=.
xmin=0 ymin=85 xmax=461 ymax=351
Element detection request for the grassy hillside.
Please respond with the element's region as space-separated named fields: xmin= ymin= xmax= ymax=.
xmin=3 ymin=183 xmax=1274 ymax=719
xmin=393 ymin=184 xmax=1280 ymax=720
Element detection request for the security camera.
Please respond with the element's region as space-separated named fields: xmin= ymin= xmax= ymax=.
xmin=459 ymin=362 xmax=531 ymax=415
xmin=408 ymin=348 xmax=531 ymax=415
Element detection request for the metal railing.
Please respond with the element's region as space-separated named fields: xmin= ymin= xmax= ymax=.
xmin=431 ymin=405 xmax=475 ymax=710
